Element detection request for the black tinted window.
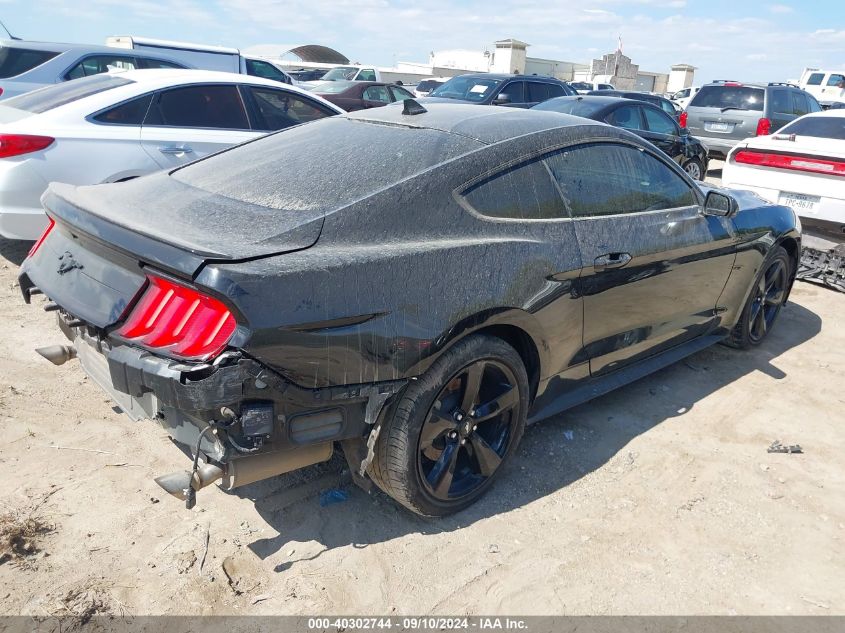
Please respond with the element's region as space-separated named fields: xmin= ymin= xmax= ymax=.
xmin=792 ymin=92 xmax=809 ymax=117
xmin=771 ymin=89 xmax=791 ymax=115
xmin=64 ymin=55 xmax=139 ymax=80
xmin=533 ymin=97 xmax=605 ymax=117
xmin=690 ymin=85 xmax=764 ymax=111
xmin=463 ymin=159 xmax=567 ymax=220
xmin=545 ymin=143 xmax=696 ymax=217
xmin=547 ymin=83 xmax=565 ymax=98
xmin=139 ymin=58 xmax=185 ymax=70
xmin=92 ymin=93 xmax=153 ymax=125
xmin=3 ymin=74 xmax=134 ymax=113
xmin=526 ymin=82 xmax=549 ymax=103
xmin=0 ymin=46 xmax=59 ymax=78
xmin=145 ymin=84 xmax=249 ymax=129
xmin=606 ymin=105 xmax=643 ymax=131
xmin=500 ymin=81 xmax=525 ymax=103
xmin=248 ymin=87 xmax=334 ymax=131
xmin=780 ymin=115 xmax=845 ymax=140
xmin=643 ymin=107 xmax=678 ymax=135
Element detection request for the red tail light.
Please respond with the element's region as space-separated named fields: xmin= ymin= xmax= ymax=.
xmin=0 ymin=134 xmax=55 ymax=159
xmin=733 ymin=149 xmax=845 ymax=177
xmin=755 ymin=117 xmax=771 ymax=136
xmin=679 ymin=111 xmax=688 ymax=128
xmin=27 ymin=218 xmax=55 ymax=258
xmin=116 ymin=275 xmax=236 ymax=361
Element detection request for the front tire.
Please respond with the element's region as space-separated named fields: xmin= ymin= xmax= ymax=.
xmin=729 ymin=245 xmax=791 ymax=349
xmin=369 ymin=334 xmax=529 ymax=517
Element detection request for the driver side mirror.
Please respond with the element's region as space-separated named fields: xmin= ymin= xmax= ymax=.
xmin=493 ymin=92 xmax=512 ymax=105
xmin=703 ymin=190 xmax=739 ymax=217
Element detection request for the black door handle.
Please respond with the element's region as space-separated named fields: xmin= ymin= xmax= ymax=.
xmin=594 ymin=252 xmax=632 ymax=271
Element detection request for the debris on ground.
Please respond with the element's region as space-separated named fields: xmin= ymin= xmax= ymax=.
xmin=768 ymin=441 xmax=803 ymax=454
xmin=319 ymin=488 xmax=349 ymax=507
xmin=0 ymin=509 xmax=54 ymax=564
xmin=797 ymin=246 xmax=845 ymax=293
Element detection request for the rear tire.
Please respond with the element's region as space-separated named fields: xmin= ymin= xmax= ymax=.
xmin=369 ymin=334 xmax=529 ymax=517
xmin=683 ymin=157 xmax=704 ymax=181
xmin=728 ymin=245 xmax=791 ymax=349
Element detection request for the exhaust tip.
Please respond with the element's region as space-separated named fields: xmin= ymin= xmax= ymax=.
xmin=154 ymin=463 xmax=224 ymax=501
xmin=35 ymin=345 xmax=77 ymax=366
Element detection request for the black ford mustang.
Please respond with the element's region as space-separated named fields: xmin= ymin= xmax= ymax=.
xmin=20 ymin=102 xmax=800 ymax=517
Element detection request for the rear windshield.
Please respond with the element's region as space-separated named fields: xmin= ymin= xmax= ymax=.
xmin=0 ymin=46 xmax=59 ymax=78
xmin=532 ymin=97 xmax=605 ymax=117
xmin=310 ymin=81 xmax=352 ymax=94
xmin=689 ymin=85 xmax=764 ymax=111
xmin=173 ymin=116 xmax=482 ymax=211
xmin=3 ymin=74 xmax=134 ymax=114
xmin=780 ymin=115 xmax=845 ymax=140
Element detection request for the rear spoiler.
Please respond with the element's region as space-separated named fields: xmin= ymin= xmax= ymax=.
xmin=43 ymin=185 xmax=212 ymax=280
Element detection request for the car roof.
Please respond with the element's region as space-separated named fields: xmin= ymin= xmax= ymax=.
xmin=347 ymin=101 xmax=599 ymax=144
xmin=450 ymin=73 xmax=563 ymax=82
xmin=0 ymin=39 xmax=180 ymax=58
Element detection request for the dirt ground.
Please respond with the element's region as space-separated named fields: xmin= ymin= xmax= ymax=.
xmin=0 ymin=205 xmax=843 ymax=617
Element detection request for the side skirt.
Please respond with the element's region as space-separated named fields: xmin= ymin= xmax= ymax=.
xmin=527 ymin=334 xmax=725 ymax=424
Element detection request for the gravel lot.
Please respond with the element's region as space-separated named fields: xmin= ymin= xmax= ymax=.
xmin=0 ymin=164 xmax=843 ymax=617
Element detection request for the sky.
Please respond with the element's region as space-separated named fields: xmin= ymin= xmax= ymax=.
xmin=2 ymin=0 xmax=844 ymax=84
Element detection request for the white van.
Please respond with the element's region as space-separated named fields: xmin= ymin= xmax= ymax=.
xmin=106 ymin=36 xmax=293 ymax=85
xmin=799 ymin=68 xmax=845 ymax=107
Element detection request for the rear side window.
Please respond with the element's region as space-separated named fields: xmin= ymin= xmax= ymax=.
xmin=0 ymin=46 xmax=59 ymax=79
xmin=545 ymin=143 xmax=696 ymax=217
xmin=92 ymin=93 xmax=153 ymax=125
xmin=3 ymin=74 xmax=134 ymax=114
xmin=690 ymin=85 xmax=764 ymax=111
xmin=771 ymin=89 xmax=791 ymax=115
xmin=780 ymin=115 xmax=845 ymax=140
xmin=826 ymin=74 xmax=845 ymax=87
xmin=526 ymin=82 xmax=550 ymax=103
xmin=806 ymin=73 xmax=824 ymax=86
xmin=462 ymin=158 xmax=567 ymax=220
xmin=362 ymin=85 xmax=391 ymax=103
xmin=606 ymin=105 xmax=643 ymax=131
xmin=64 ymin=55 xmax=139 ymax=80
xmin=145 ymin=84 xmax=249 ymax=129
xmin=390 ymin=85 xmax=414 ymax=100
xmin=643 ymin=107 xmax=678 ymax=135
xmin=247 ymin=87 xmax=334 ymax=131
xmin=792 ymin=92 xmax=810 ymax=117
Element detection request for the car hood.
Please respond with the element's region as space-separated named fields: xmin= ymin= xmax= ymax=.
xmin=44 ymin=172 xmax=324 ymax=264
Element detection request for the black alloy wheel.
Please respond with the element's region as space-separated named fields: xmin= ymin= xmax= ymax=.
xmin=369 ymin=334 xmax=528 ymax=516
xmin=417 ymin=359 xmax=519 ymax=501
xmin=748 ymin=254 xmax=789 ymax=344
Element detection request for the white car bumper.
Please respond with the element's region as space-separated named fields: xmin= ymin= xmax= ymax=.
xmin=0 ymin=159 xmax=50 ymax=240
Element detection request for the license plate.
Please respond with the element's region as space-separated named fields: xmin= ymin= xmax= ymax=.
xmin=778 ymin=191 xmax=820 ymax=214
xmin=705 ymin=122 xmax=732 ymax=133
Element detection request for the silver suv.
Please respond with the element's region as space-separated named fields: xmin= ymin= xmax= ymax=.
xmin=682 ymin=80 xmax=822 ymax=158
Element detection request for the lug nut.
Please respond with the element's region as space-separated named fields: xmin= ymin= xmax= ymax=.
xmin=449 ymin=431 xmax=458 ymax=439
xmin=455 ymin=413 xmax=464 ymax=422
xmin=461 ymin=439 xmax=466 ymax=445
xmin=473 ymin=425 xmax=477 ymax=431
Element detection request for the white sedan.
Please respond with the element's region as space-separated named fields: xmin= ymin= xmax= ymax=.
xmin=722 ymin=109 xmax=844 ymax=241
xmin=0 ymin=69 xmax=343 ymax=239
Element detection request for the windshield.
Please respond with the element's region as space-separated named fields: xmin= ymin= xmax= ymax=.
xmin=532 ymin=97 xmax=605 ymax=117
xmin=321 ymin=66 xmax=358 ymax=81
xmin=690 ymin=85 xmax=764 ymax=111
xmin=780 ymin=115 xmax=845 ymax=140
xmin=3 ymin=74 xmax=134 ymax=114
xmin=430 ymin=76 xmax=502 ymax=102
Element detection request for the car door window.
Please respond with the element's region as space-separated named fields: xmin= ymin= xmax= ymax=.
xmin=247 ymin=86 xmax=335 ymax=131
xmin=362 ymin=85 xmax=391 ymax=103
xmin=358 ymin=69 xmax=377 ymax=81
xmin=771 ymin=89 xmax=791 ymax=116
xmin=547 ymin=83 xmax=565 ymax=98
xmin=138 ymin=58 xmax=185 ymax=70
xmin=643 ymin=107 xmax=678 ymax=135
xmin=807 ymin=95 xmax=822 ymax=112
xmin=144 ymin=84 xmax=249 ymax=129
xmin=605 ymin=105 xmax=643 ymax=131
xmin=826 ymin=74 xmax=845 ymax=86
xmin=462 ymin=157 xmax=567 ymax=220
xmin=498 ymin=81 xmax=525 ymax=104
xmin=389 ymin=85 xmax=414 ymax=100
xmin=659 ymin=99 xmax=676 ymax=116
xmin=526 ymin=82 xmax=550 ymax=103
xmin=545 ymin=143 xmax=696 ymax=217
xmin=791 ymin=92 xmax=809 ymax=116
xmin=64 ymin=55 xmax=139 ymax=80
xmin=245 ymin=59 xmax=289 ymax=83
xmin=92 ymin=93 xmax=154 ymax=125
xmin=806 ymin=73 xmax=824 ymax=86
